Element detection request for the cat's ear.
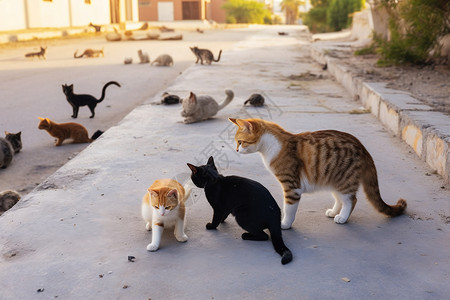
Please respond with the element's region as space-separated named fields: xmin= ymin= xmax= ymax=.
xmin=207 ymin=156 xmax=215 ymax=166
xmin=148 ymin=189 xmax=158 ymax=199
xmin=187 ymin=163 xmax=197 ymax=174
xmin=46 ymin=118 xmax=51 ymax=123
xmin=229 ymin=118 xmax=238 ymax=125
xmin=230 ymin=118 xmax=253 ymax=132
xmin=167 ymin=189 xmax=178 ymax=200
xmin=189 ymin=92 xmax=196 ymax=104
xmin=4 ymin=131 xmax=8 ymax=135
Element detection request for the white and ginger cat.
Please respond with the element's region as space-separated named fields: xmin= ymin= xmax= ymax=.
xmin=141 ymin=178 xmax=192 ymax=251
xmin=181 ymin=89 xmax=234 ymax=124
xmin=229 ymin=118 xmax=407 ymax=229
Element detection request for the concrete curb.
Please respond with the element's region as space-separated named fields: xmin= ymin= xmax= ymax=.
xmin=310 ymin=45 xmax=450 ymax=183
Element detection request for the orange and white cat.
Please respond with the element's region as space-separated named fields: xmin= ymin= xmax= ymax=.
xmin=229 ymin=118 xmax=407 ymax=229
xmin=141 ymin=179 xmax=192 ymax=251
xmin=38 ymin=117 xmax=102 ymax=146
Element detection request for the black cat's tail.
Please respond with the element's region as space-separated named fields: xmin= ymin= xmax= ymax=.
xmin=213 ymin=50 xmax=222 ymax=62
xmin=91 ymin=130 xmax=104 ymax=140
xmin=97 ymin=81 xmax=121 ymax=103
xmin=268 ymin=220 xmax=293 ymax=265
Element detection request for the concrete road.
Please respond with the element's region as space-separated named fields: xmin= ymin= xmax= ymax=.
xmin=0 ymin=27 xmax=261 ymax=194
xmin=0 ymin=25 xmax=449 ymax=299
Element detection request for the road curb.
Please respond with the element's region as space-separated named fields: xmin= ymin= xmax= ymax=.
xmin=310 ymin=45 xmax=450 ymax=183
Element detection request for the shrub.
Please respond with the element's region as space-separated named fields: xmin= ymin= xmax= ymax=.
xmin=222 ymin=0 xmax=272 ymax=24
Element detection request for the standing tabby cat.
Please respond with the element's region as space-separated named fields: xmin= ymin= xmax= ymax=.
xmin=38 ymin=117 xmax=103 ymax=146
xmin=229 ymin=118 xmax=407 ymax=229
xmin=181 ymin=89 xmax=234 ymax=124
xmin=0 ymin=132 xmax=22 ymax=169
xmin=187 ymin=156 xmax=292 ymax=265
xmin=141 ymin=179 xmax=192 ymax=251
xmin=62 ymin=81 xmax=121 ymax=118
xmin=190 ymin=47 xmax=222 ymax=65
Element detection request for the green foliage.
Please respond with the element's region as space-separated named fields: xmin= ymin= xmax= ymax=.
xmin=354 ymin=43 xmax=377 ymax=56
xmin=303 ymin=6 xmax=330 ymax=33
xmin=373 ymin=0 xmax=450 ymax=64
xmin=222 ymin=0 xmax=272 ymax=24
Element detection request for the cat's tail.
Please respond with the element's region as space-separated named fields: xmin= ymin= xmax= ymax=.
xmin=217 ymin=89 xmax=234 ymax=110
xmin=213 ymin=50 xmax=222 ymax=62
xmin=362 ymin=157 xmax=407 ymax=217
xmin=182 ymin=180 xmax=195 ymax=200
xmin=90 ymin=130 xmax=104 ymax=141
xmin=97 ymin=81 xmax=121 ymax=103
xmin=268 ymin=220 xmax=293 ymax=265
xmin=73 ymin=50 xmax=83 ymax=58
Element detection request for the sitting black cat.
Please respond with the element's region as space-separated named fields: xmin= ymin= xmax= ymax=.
xmin=187 ymin=156 xmax=293 ymax=265
xmin=62 ymin=81 xmax=121 ymax=118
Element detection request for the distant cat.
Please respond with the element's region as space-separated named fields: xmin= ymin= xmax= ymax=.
xmin=0 ymin=190 xmax=21 ymax=216
xmin=187 ymin=156 xmax=293 ymax=265
xmin=25 ymin=46 xmax=47 ymax=60
xmin=181 ymin=89 xmax=234 ymax=124
xmin=88 ymin=22 xmax=102 ymax=32
xmin=62 ymin=81 xmax=121 ymax=118
xmin=141 ymin=178 xmax=192 ymax=251
xmin=137 ymin=49 xmax=150 ymax=63
xmin=161 ymin=92 xmax=180 ymax=105
xmin=0 ymin=132 xmax=22 ymax=169
xmin=74 ymin=48 xmax=104 ymax=58
xmin=190 ymin=47 xmax=222 ymax=65
xmin=38 ymin=117 xmax=103 ymax=146
xmin=244 ymin=93 xmax=265 ymax=107
xmin=229 ymin=118 xmax=407 ymax=229
xmin=151 ymin=54 xmax=173 ymax=66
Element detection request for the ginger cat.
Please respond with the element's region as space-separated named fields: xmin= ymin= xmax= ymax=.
xmin=38 ymin=117 xmax=103 ymax=146
xmin=229 ymin=118 xmax=407 ymax=229
xmin=141 ymin=179 xmax=192 ymax=251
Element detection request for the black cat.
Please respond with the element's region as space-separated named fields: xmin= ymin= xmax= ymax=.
xmin=62 ymin=81 xmax=121 ymax=118
xmin=244 ymin=93 xmax=265 ymax=107
xmin=187 ymin=156 xmax=293 ymax=265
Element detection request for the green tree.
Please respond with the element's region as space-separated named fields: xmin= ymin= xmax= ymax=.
xmin=303 ymin=0 xmax=331 ymax=33
xmin=280 ymin=0 xmax=304 ymax=24
xmin=222 ymin=0 xmax=272 ymax=24
xmin=327 ymin=0 xmax=363 ymax=31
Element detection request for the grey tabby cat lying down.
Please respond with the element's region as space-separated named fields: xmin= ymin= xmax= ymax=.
xmin=181 ymin=90 xmax=234 ymax=124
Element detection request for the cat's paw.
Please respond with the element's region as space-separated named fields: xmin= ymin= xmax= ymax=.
xmin=325 ymin=209 xmax=337 ymax=218
xmin=334 ymin=214 xmax=348 ymax=224
xmin=146 ymin=243 xmax=159 ymax=252
xmin=145 ymin=222 xmax=152 ymax=231
xmin=206 ymin=223 xmax=217 ymax=230
xmin=176 ymin=234 xmax=188 ymax=242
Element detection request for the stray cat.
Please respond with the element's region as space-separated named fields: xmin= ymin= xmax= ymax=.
xmin=141 ymin=178 xmax=192 ymax=251
xmin=229 ymin=118 xmax=407 ymax=229
xmin=89 ymin=22 xmax=101 ymax=32
xmin=151 ymin=54 xmax=173 ymax=66
xmin=25 ymin=46 xmax=47 ymax=60
xmin=187 ymin=156 xmax=293 ymax=265
xmin=181 ymin=89 xmax=234 ymax=124
xmin=161 ymin=92 xmax=180 ymax=105
xmin=74 ymin=48 xmax=104 ymax=58
xmin=137 ymin=49 xmax=150 ymax=63
xmin=244 ymin=93 xmax=265 ymax=107
xmin=62 ymin=81 xmax=121 ymax=118
xmin=190 ymin=47 xmax=222 ymax=65
xmin=38 ymin=117 xmax=103 ymax=146
xmin=0 ymin=132 xmax=22 ymax=169
xmin=0 ymin=190 xmax=21 ymax=216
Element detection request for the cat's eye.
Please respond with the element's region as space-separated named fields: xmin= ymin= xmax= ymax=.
xmin=238 ymin=140 xmax=242 ymax=145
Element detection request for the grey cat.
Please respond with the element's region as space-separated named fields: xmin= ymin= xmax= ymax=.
xmin=152 ymin=54 xmax=173 ymax=66
xmin=190 ymin=47 xmax=222 ymax=65
xmin=0 ymin=190 xmax=21 ymax=216
xmin=181 ymin=90 xmax=234 ymax=124
xmin=0 ymin=131 xmax=22 ymax=169
xmin=138 ymin=49 xmax=150 ymax=63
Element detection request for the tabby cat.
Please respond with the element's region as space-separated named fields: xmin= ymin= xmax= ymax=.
xmin=229 ymin=118 xmax=407 ymax=229
xmin=161 ymin=92 xmax=180 ymax=105
xmin=62 ymin=81 xmax=121 ymax=118
xmin=25 ymin=46 xmax=47 ymax=60
xmin=0 ymin=132 xmax=22 ymax=169
xmin=38 ymin=117 xmax=103 ymax=146
xmin=244 ymin=93 xmax=265 ymax=107
xmin=151 ymin=54 xmax=173 ymax=66
xmin=0 ymin=190 xmax=21 ymax=216
xmin=190 ymin=47 xmax=222 ymax=65
xmin=141 ymin=178 xmax=191 ymax=251
xmin=181 ymin=89 xmax=234 ymax=124
xmin=187 ymin=156 xmax=293 ymax=265
xmin=73 ymin=48 xmax=104 ymax=58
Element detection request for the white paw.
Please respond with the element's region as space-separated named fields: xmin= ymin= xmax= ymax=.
xmin=325 ymin=209 xmax=337 ymax=218
xmin=145 ymin=222 xmax=152 ymax=231
xmin=334 ymin=214 xmax=348 ymax=224
xmin=176 ymin=234 xmax=188 ymax=242
xmin=281 ymin=220 xmax=292 ymax=230
xmin=146 ymin=243 xmax=159 ymax=251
